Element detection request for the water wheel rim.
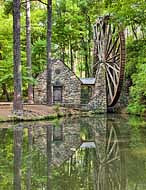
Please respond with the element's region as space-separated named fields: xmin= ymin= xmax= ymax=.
xmin=94 ymin=16 xmax=126 ymax=107
xmin=106 ymin=31 xmax=126 ymax=107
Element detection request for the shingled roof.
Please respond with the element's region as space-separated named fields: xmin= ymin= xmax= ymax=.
xmin=80 ymin=78 xmax=95 ymax=85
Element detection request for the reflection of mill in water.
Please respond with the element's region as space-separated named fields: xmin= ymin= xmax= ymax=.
xmin=33 ymin=117 xmax=126 ymax=189
xmin=33 ymin=119 xmax=81 ymax=167
xmin=13 ymin=117 xmax=126 ymax=190
xmin=89 ymin=118 xmax=126 ymax=190
xmin=64 ymin=117 xmax=126 ymax=190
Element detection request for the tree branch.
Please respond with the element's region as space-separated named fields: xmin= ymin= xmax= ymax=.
xmin=21 ymin=0 xmax=48 ymax=6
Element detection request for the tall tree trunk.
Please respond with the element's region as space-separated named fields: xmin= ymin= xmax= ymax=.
xmin=46 ymin=0 xmax=52 ymax=105
xmin=1 ymin=83 xmax=10 ymax=101
xmin=79 ymin=55 xmax=83 ymax=78
xmin=13 ymin=0 xmax=23 ymax=113
xmin=26 ymin=0 xmax=33 ymax=104
xmin=61 ymin=45 xmax=65 ymax=63
xmin=85 ymin=52 xmax=89 ymax=77
xmin=87 ymin=15 xmax=91 ymax=76
xmin=14 ymin=125 xmax=23 ymax=190
xmin=70 ymin=43 xmax=75 ymax=72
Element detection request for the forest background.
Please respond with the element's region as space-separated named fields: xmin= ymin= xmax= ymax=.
xmin=0 ymin=0 xmax=145 ymax=115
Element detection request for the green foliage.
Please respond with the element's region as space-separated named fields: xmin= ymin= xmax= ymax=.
xmin=106 ymin=0 xmax=146 ymax=27
xmin=127 ymin=39 xmax=146 ymax=115
xmin=128 ymin=116 xmax=146 ymax=128
xmin=126 ymin=39 xmax=145 ymax=76
xmin=32 ymin=39 xmax=46 ymax=77
xmin=0 ymin=7 xmax=13 ymax=98
xmin=0 ymin=0 xmax=145 ymax=115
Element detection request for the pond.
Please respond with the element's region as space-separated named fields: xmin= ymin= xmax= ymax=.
xmin=0 ymin=114 xmax=146 ymax=190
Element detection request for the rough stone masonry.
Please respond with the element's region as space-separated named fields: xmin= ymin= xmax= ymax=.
xmin=34 ymin=59 xmax=107 ymax=113
xmin=34 ymin=60 xmax=81 ymax=105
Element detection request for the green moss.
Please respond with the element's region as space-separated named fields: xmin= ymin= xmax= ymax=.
xmin=128 ymin=116 xmax=146 ymax=128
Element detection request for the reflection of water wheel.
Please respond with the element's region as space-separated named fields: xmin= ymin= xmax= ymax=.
xmin=93 ymin=16 xmax=126 ymax=107
xmin=94 ymin=120 xmax=126 ymax=190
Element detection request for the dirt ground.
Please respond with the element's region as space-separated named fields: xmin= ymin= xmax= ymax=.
xmin=0 ymin=102 xmax=80 ymax=121
xmin=0 ymin=102 xmax=64 ymax=121
xmin=0 ymin=102 xmax=13 ymax=119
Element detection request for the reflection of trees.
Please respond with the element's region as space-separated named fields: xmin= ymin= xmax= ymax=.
xmin=51 ymin=148 xmax=96 ymax=190
xmin=26 ymin=126 xmax=33 ymax=190
xmin=46 ymin=125 xmax=52 ymax=190
xmin=13 ymin=124 xmax=23 ymax=190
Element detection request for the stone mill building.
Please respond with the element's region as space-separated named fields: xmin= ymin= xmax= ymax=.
xmin=34 ymin=60 xmax=81 ymax=105
xmin=34 ymin=59 xmax=107 ymax=112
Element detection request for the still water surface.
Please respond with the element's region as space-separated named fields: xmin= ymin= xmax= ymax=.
xmin=0 ymin=114 xmax=146 ymax=190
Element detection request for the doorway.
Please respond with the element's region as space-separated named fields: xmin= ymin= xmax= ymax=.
xmin=53 ymin=86 xmax=62 ymax=103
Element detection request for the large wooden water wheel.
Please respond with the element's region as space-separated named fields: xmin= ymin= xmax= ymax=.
xmin=93 ymin=16 xmax=126 ymax=107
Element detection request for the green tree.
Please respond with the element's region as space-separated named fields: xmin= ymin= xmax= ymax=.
xmin=26 ymin=0 xmax=33 ymax=104
xmin=46 ymin=0 xmax=53 ymax=105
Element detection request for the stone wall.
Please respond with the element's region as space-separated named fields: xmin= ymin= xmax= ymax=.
xmin=34 ymin=71 xmax=47 ymax=103
xmin=88 ymin=64 xmax=107 ymax=112
xmin=34 ymin=60 xmax=81 ymax=105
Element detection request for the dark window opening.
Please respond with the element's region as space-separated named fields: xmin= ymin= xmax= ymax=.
xmin=53 ymin=86 xmax=62 ymax=103
xmin=81 ymin=86 xmax=92 ymax=104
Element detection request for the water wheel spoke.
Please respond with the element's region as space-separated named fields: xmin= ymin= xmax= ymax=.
xmin=113 ymin=66 xmax=119 ymax=82
xmin=106 ymin=25 xmax=115 ymax=55
xmin=106 ymin=126 xmax=119 ymax=158
xmin=105 ymin=62 xmax=120 ymax=73
xmin=106 ymin=55 xmax=120 ymax=68
xmin=107 ymin=60 xmax=119 ymax=68
xmin=106 ymin=140 xmax=117 ymax=160
xmin=106 ymin=53 xmax=120 ymax=62
xmin=115 ymin=57 xmax=120 ymax=63
xmin=99 ymin=30 xmax=101 ymax=41
xmin=116 ymin=43 xmax=120 ymax=54
xmin=106 ymin=36 xmax=112 ymax=58
xmin=106 ymin=73 xmax=113 ymax=102
xmin=93 ymin=25 xmax=96 ymax=39
xmin=115 ymin=144 xmax=120 ymax=158
xmin=95 ymin=26 xmax=99 ymax=40
xmin=112 ymin=25 xmax=116 ymax=34
xmin=106 ymin=156 xmax=120 ymax=164
xmin=106 ymin=126 xmax=114 ymax=153
xmin=106 ymin=36 xmax=119 ymax=59
xmin=107 ymin=26 xmax=116 ymax=51
xmin=106 ymin=67 xmax=117 ymax=89
xmin=114 ymin=62 xmax=120 ymax=70
xmin=106 ymin=25 xmax=112 ymax=52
